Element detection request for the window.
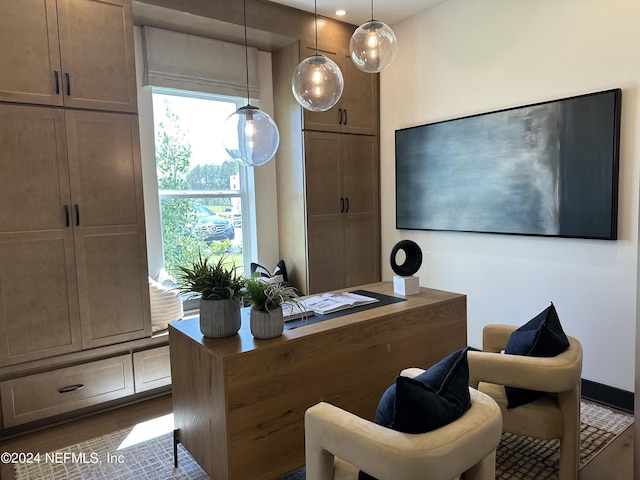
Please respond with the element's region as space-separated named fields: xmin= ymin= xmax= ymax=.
xmin=151 ymin=88 xmax=249 ymax=282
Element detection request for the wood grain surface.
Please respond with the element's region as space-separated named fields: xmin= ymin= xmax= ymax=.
xmin=170 ymin=282 xmax=467 ymax=480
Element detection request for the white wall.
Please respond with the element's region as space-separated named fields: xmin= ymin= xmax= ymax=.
xmin=252 ymin=51 xmax=281 ymax=270
xmin=134 ymin=26 xmax=163 ymax=278
xmin=380 ymin=0 xmax=640 ymax=392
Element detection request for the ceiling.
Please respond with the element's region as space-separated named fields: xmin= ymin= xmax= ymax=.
xmin=264 ymin=0 xmax=447 ymax=26
xmin=132 ymin=0 xmax=449 ymax=52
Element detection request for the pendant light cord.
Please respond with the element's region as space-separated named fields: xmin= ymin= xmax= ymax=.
xmin=243 ymin=0 xmax=250 ymax=104
xmin=314 ymin=0 xmax=318 ymax=55
xmin=370 ymin=0 xmax=374 ymax=21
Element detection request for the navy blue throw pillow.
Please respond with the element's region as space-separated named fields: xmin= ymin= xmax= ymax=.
xmin=358 ymin=348 xmax=473 ymax=480
xmin=504 ymin=303 xmax=570 ymax=408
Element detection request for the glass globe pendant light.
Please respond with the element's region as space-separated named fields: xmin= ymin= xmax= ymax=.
xmin=224 ymin=0 xmax=279 ymax=167
xmin=350 ymin=0 xmax=397 ymax=73
xmin=224 ymin=104 xmax=279 ymax=167
xmin=292 ymin=0 xmax=344 ymax=112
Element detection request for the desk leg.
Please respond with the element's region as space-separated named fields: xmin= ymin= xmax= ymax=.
xmin=173 ymin=429 xmax=180 ymax=468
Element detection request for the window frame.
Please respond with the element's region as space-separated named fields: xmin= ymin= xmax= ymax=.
xmin=148 ymin=86 xmax=256 ymax=283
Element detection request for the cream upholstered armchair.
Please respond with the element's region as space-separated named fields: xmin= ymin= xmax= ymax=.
xmin=468 ymin=324 xmax=583 ymax=480
xmin=304 ymin=380 xmax=502 ymax=480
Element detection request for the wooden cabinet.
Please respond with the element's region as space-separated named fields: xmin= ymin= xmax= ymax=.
xmin=0 ymin=0 xmax=150 ymax=428
xmin=1 ymin=354 xmax=134 ymax=427
xmin=133 ymin=346 xmax=171 ymax=393
xmin=273 ymin=33 xmax=381 ymax=295
xmin=0 ymin=105 xmax=82 ymax=366
xmin=65 ymin=110 xmax=150 ymax=349
xmin=0 ymin=105 xmax=150 ymax=366
xmin=301 ymin=43 xmax=379 ymax=135
xmin=0 ymin=0 xmax=137 ymax=113
xmin=304 ymin=132 xmax=380 ymax=293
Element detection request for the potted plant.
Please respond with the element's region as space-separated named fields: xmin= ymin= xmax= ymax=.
xmin=244 ymin=275 xmax=302 ymax=339
xmin=178 ymin=254 xmax=245 ymax=338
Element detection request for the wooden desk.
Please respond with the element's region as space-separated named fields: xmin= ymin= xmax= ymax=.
xmin=169 ymin=282 xmax=467 ymax=480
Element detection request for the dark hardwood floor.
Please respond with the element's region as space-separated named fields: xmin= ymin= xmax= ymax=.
xmin=0 ymin=394 xmax=633 ymax=479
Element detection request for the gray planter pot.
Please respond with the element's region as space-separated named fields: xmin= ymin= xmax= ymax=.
xmin=199 ymin=298 xmax=241 ymax=338
xmin=250 ymin=306 xmax=284 ymax=339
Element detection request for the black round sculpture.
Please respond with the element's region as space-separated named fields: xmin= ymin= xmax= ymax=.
xmin=390 ymin=240 xmax=423 ymax=277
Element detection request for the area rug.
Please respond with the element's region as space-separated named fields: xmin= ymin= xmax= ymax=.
xmin=14 ymin=402 xmax=632 ymax=480
xmin=495 ymin=401 xmax=633 ymax=479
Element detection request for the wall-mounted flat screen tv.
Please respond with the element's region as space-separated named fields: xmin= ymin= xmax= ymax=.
xmin=395 ymin=88 xmax=621 ymax=239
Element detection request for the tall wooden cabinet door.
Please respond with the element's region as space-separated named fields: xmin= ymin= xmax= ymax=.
xmin=301 ymin=44 xmax=378 ymax=136
xmin=307 ymin=216 xmax=345 ymax=294
xmin=342 ymin=135 xmax=380 ymax=287
xmin=337 ymin=49 xmax=379 ymax=135
xmin=56 ymin=0 xmax=137 ymax=113
xmin=65 ymin=110 xmax=151 ymax=349
xmin=0 ymin=0 xmax=63 ymax=106
xmin=341 ymin=135 xmax=378 ymax=216
xmin=0 ymin=105 xmax=81 ymax=366
xmin=304 ymin=132 xmax=342 ymax=218
xmin=0 ymin=235 xmax=81 ymax=366
xmin=304 ymin=132 xmax=345 ymax=293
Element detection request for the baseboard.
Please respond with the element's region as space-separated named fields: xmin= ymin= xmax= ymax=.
xmin=581 ymin=379 xmax=634 ymax=414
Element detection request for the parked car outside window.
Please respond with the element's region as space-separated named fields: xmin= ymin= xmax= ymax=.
xmin=186 ymin=204 xmax=235 ymax=242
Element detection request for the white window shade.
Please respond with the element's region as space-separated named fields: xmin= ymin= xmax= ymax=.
xmin=142 ymin=26 xmax=260 ymax=98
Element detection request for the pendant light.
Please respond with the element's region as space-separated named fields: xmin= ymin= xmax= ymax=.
xmin=349 ymin=0 xmax=397 ymax=73
xmin=291 ymin=0 xmax=344 ymax=112
xmin=223 ymin=0 xmax=280 ymax=167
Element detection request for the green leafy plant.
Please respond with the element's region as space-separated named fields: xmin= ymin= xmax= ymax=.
xmin=210 ymin=239 xmax=233 ymax=256
xmin=178 ymin=254 xmax=245 ymax=301
xmin=244 ymin=276 xmax=301 ymax=313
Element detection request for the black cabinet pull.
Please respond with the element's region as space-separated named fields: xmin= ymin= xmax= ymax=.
xmin=58 ymin=384 xmax=84 ymax=394
xmin=74 ymin=204 xmax=80 ymax=226
xmin=343 ymin=109 xmax=347 ymax=125
xmin=54 ymin=70 xmax=60 ymax=95
xmin=65 ymin=72 xmax=71 ymax=96
xmin=338 ymin=108 xmax=343 ymax=125
xmin=345 ymin=197 xmax=350 ymax=212
xmin=64 ymin=205 xmax=70 ymax=227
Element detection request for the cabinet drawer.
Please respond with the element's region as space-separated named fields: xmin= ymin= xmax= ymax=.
xmin=1 ymin=354 xmax=134 ymax=428
xmin=133 ymin=346 xmax=171 ymax=393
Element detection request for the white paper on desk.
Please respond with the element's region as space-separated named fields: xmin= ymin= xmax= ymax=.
xmin=304 ymin=292 xmax=378 ymax=315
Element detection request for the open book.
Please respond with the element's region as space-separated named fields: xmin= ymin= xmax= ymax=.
xmin=304 ymin=292 xmax=378 ymax=315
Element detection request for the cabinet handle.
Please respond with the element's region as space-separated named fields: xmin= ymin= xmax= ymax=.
xmin=64 ymin=205 xmax=70 ymax=227
xmin=54 ymin=71 xmax=60 ymax=95
xmin=74 ymin=204 xmax=80 ymax=226
xmin=340 ymin=197 xmax=344 ymax=213
xmin=58 ymin=384 xmax=84 ymax=394
xmin=338 ymin=108 xmax=343 ymax=125
xmin=65 ymin=72 xmax=71 ymax=96
xmin=343 ymin=109 xmax=348 ymax=125
xmin=345 ymin=197 xmax=350 ymax=213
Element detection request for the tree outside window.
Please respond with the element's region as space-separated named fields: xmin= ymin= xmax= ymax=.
xmin=153 ymin=91 xmax=245 ymax=281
